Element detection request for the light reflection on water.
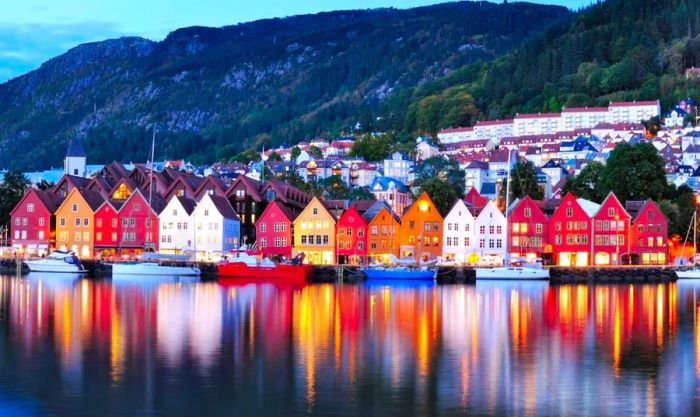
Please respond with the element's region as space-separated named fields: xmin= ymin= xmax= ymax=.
xmin=0 ymin=274 xmax=698 ymax=416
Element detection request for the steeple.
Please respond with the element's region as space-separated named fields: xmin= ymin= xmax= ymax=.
xmin=64 ymin=137 xmax=87 ymax=177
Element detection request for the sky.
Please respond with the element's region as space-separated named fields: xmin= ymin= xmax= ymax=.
xmin=0 ymin=0 xmax=591 ymax=82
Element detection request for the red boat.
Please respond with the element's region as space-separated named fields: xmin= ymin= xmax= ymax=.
xmin=217 ymin=250 xmax=312 ymax=280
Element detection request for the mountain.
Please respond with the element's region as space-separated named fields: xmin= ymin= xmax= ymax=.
xmin=0 ymin=1 xmax=570 ymax=170
xmin=404 ymin=0 xmax=700 ymax=128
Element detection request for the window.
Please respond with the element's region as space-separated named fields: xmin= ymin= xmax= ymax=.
xmin=130 ymin=218 xmax=136 ymax=227
xmin=26 ymin=203 xmax=34 ymax=213
xmin=111 ymin=232 xmax=117 ymax=242
xmin=323 ymin=235 xmax=329 ymax=244
xmin=13 ymin=231 xmax=18 ymax=240
xmin=83 ymin=218 xmax=89 ymax=227
xmin=204 ymin=209 xmax=209 ymax=216
xmin=96 ymin=232 xmax=102 ymax=241
xmin=75 ymin=218 xmax=81 ymax=226
xmin=60 ymin=218 xmax=66 ymax=227
xmin=134 ymin=203 xmax=141 ymax=211
xmin=301 ymin=235 xmax=307 ymax=244
xmin=97 ymin=218 xmax=102 ymax=227
xmin=260 ymin=223 xmax=267 ymax=232
xmin=512 ymin=223 xmax=520 ymax=233
xmin=566 ymin=207 xmax=573 ymax=217
xmin=173 ymin=209 xmax=178 ymax=216
xmin=371 ymin=226 xmax=378 ymax=235
xmin=122 ymin=218 xmax=128 ymax=227
xmin=479 ymin=225 xmax=486 ymax=235
xmin=555 ymin=222 xmax=561 ymax=231
xmin=657 ymin=237 xmax=663 ymax=247
xmin=433 ymin=222 xmax=439 ymax=231
xmin=488 ymin=239 xmax=494 ymax=248
xmin=20 ymin=231 xmax=26 ymax=240
xmin=535 ymin=224 xmax=543 ymax=234
xmin=75 ymin=232 xmax=81 ymax=242
xmin=358 ymin=229 xmax=364 ymax=237
xmin=479 ymin=239 xmax=485 ymax=248
xmin=409 ymin=221 xmax=415 ymax=229
xmin=112 ymin=219 xmax=117 ymax=228
xmin=22 ymin=217 xmax=27 ymax=226
xmin=446 ymin=237 xmax=452 ymax=246
xmin=72 ymin=203 xmax=78 ymax=212
xmin=489 ymin=226 xmax=494 ymax=234
xmin=14 ymin=218 xmax=19 ymax=226
xmin=38 ymin=231 xmax=44 ymax=239
xmin=260 ymin=238 xmax=267 ymax=248
xmin=464 ymin=237 xmax=469 ymax=246
xmin=357 ymin=241 xmax=363 ymax=249
xmin=524 ymin=207 xmax=531 ymax=217
xmin=424 ymin=221 xmax=430 ymax=232
xmin=146 ymin=219 xmax=152 ymax=228
xmin=312 ymin=207 xmax=318 ymax=215
xmin=465 ymin=224 xmax=470 ymax=232
xmin=496 ymin=239 xmax=502 ymax=248
xmin=496 ymin=226 xmax=502 ymax=234
xmin=647 ymin=210 xmax=654 ymax=220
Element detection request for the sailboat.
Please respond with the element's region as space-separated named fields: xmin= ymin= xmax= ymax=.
xmin=475 ymin=150 xmax=549 ymax=280
xmin=676 ymin=207 xmax=700 ymax=279
xmin=110 ymin=125 xmax=200 ymax=277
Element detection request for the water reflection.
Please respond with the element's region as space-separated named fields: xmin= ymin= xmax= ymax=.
xmin=0 ymin=276 xmax=697 ymax=416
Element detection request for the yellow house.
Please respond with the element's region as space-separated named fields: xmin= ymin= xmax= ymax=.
xmin=293 ymin=196 xmax=336 ymax=265
xmin=55 ymin=188 xmax=105 ymax=258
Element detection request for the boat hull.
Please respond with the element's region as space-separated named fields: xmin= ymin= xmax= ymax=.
xmin=676 ymin=269 xmax=700 ymax=279
xmin=111 ymin=263 xmax=201 ymax=276
xmin=24 ymin=261 xmax=86 ymax=273
xmin=217 ymin=262 xmax=311 ymax=280
xmin=363 ymin=268 xmax=436 ymax=280
xmin=476 ymin=267 xmax=549 ymax=280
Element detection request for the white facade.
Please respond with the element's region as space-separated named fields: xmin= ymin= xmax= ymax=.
xmin=442 ymin=200 xmax=476 ymax=264
xmin=463 ymin=163 xmax=490 ymax=194
xmin=560 ymin=108 xmax=609 ymax=130
xmin=474 ymin=201 xmax=507 ymax=265
xmin=664 ymin=109 xmax=686 ymax=128
xmin=64 ymin=156 xmax=86 ymax=177
xmin=416 ymin=140 xmax=440 ymax=160
xmin=159 ymin=197 xmax=195 ymax=254
xmin=514 ymin=113 xmax=562 ymax=136
xmin=474 ymin=120 xmax=514 ymax=139
xmin=383 ymin=152 xmax=414 ymax=184
xmin=191 ymin=194 xmax=240 ymax=261
xmin=608 ymin=101 xmax=660 ymax=124
xmin=437 ymin=127 xmax=474 ymax=144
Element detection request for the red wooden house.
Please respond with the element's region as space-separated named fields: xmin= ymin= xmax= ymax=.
xmin=10 ymin=188 xmax=61 ymax=256
xmin=255 ymin=200 xmax=294 ymax=259
xmin=94 ymin=200 xmax=122 ymax=258
xmin=592 ymin=192 xmax=631 ymax=265
xmin=548 ymin=192 xmax=596 ymax=266
xmin=507 ymin=195 xmax=548 ymax=259
xmin=117 ymin=189 xmax=163 ymax=255
xmin=336 ymin=205 xmax=368 ymax=265
xmin=627 ymin=200 xmax=668 ymax=265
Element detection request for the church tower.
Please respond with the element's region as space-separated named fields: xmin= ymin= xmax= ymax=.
xmin=64 ymin=137 xmax=87 ymax=177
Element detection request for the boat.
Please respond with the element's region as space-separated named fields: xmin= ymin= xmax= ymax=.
xmin=217 ymin=250 xmax=312 ymax=280
xmin=676 ymin=207 xmax=700 ymax=279
xmin=475 ymin=150 xmax=549 ymax=280
xmin=362 ymin=265 xmax=436 ymax=280
xmin=23 ymin=251 xmax=87 ymax=273
xmin=111 ymin=261 xmax=201 ymax=276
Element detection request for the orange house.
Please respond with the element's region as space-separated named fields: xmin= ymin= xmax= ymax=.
xmin=398 ymin=192 xmax=443 ymax=261
xmin=54 ymin=188 xmax=105 ymax=258
xmin=363 ymin=200 xmax=401 ymax=263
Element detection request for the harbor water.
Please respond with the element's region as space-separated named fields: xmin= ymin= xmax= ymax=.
xmin=0 ymin=274 xmax=698 ymax=416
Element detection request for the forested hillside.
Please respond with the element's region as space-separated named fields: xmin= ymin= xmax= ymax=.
xmin=0 ymin=1 xmax=569 ymax=169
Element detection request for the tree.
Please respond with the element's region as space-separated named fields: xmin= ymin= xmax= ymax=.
xmin=308 ymin=145 xmax=323 ymax=159
xmin=316 ymin=175 xmax=349 ymax=199
xmin=291 ymin=146 xmax=302 ymax=161
xmin=231 ymin=148 xmax=261 ymax=164
xmin=349 ymin=133 xmax=394 ymax=161
xmin=0 ymin=170 xmax=30 ymax=227
xmin=413 ymin=156 xmax=465 ymax=215
xmin=267 ymin=152 xmax=282 ymax=161
xmin=561 ymin=161 xmax=605 ymax=202
xmin=348 ymin=187 xmax=376 ymax=201
xmin=36 ymin=179 xmax=54 ymax=191
xmin=499 ymin=160 xmax=543 ymax=203
xmin=599 ymin=142 xmax=668 ymax=204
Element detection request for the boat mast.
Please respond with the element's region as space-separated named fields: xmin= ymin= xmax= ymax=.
xmin=504 ymin=149 xmax=511 ymax=266
xmin=147 ymin=124 xmax=156 ymax=249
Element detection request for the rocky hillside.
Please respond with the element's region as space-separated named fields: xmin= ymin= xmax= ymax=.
xmin=0 ymin=1 xmax=570 ymax=170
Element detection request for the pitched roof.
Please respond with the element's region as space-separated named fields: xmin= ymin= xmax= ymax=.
xmin=362 ymin=200 xmax=400 ymax=223
xmin=65 ymin=137 xmax=87 ymax=157
xmin=76 ymin=188 xmax=106 ymax=211
xmin=227 ymin=175 xmax=262 ymax=201
xmin=208 ymin=195 xmax=239 ymax=220
xmin=576 ymin=198 xmax=601 ymax=217
xmin=259 ymin=200 xmax=295 ymax=223
xmin=176 ymin=196 xmax=197 ymax=215
xmin=369 ymin=176 xmax=409 ymax=193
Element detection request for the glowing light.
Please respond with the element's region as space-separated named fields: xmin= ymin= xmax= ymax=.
xmin=613 ymin=302 xmax=621 ymax=377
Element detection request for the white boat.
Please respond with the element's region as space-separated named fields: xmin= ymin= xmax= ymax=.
xmin=24 ymin=251 xmax=87 ymax=273
xmin=111 ymin=262 xmax=201 ymax=276
xmin=475 ymin=266 xmax=549 ymax=280
xmin=676 ymin=269 xmax=700 ymax=279
xmin=363 ymin=266 xmax=436 ymax=280
xmin=676 ymin=208 xmax=699 ymax=279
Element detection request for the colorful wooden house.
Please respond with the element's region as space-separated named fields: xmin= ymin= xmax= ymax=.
xmin=158 ymin=195 xmax=197 ymax=255
xmin=255 ymin=200 xmax=294 ymax=259
xmin=93 ymin=200 xmax=122 ymax=258
xmin=628 ymin=199 xmax=668 ymax=265
xmin=10 ymin=188 xmax=61 ymax=256
xmin=442 ymin=199 xmax=476 ymax=264
xmin=507 ymin=195 xmax=549 ymax=260
xmin=191 ymin=194 xmax=240 ymax=261
xmin=592 ymin=192 xmax=631 ymax=265
xmin=226 ymin=176 xmax=264 ymax=245
xmin=364 ymin=200 xmax=401 ymax=264
xmin=474 ymin=201 xmax=507 ymax=265
xmin=117 ymin=189 xmax=163 ymax=255
xmin=55 ymin=188 xmax=105 ymax=258
xmin=548 ymin=193 xmax=598 ymax=266
xmin=293 ymin=197 xmax=336 ymax=265
xmin=335 ymin=205 xmax=368 ymax=265
xmin=398 ymin=192 xmax=442 ymax=261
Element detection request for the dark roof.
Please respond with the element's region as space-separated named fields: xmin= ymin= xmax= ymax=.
xmin=349 ymin=199 xmax=376 ymax=214
xmin=480 ymin=182 xmax=497 ymax=195
xmin=176 ymin=196 xmax=197 ymax=215
xmin=362 ymin=200 xmax=400 ymax=223
xmin=33 ymin=189 xmax=62 ymax=213
xmin=625 ymin=200 xmax=646 ymax=220
xmin=369 ymin=176 xmax=409 ymax=193
xmin=66 ymin=137 xmax=87 ymax=157
xmin=209 ymin=195 xmax=239 ymax=220
xmin=77 ymin=189 xmax=105 ymax=211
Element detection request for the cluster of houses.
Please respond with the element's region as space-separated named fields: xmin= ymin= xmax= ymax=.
xmin=10 ymin=138 xmax=669 ymax=266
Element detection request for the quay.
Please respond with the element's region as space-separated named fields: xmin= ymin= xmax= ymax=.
xmin=0 ymin=258 xmax=678 ymax=284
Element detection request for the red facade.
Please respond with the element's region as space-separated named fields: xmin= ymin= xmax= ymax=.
xmin=255 ymin=201 xmax=293 ymax=258
xmin=507 ymin=196 xmax=548 ymax=257
xmin=630 ymin=200 xmax=668 ymax=265
xmin=10 ymin=189 xmax=58 ymax=255
xmin=94 ymin=202 xmax=121 ymax=257
xmin=335 ymin=206 xmax=368 ymax=264
xmin=548 ymin=193 xmax=593 ymax=266
xmin=592 ymin=193 xmax=631 ymax=265
xmin=117 ymin=190 xmax=159 ymax=254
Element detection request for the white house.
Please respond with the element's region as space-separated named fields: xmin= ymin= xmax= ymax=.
xmin=192 ymin=193 xmax=240 ymax=261
xmin=474 ymin=201 xmax=507 ymax=265
xmin=370 ymin=176 xmax=413 ymax=216
xmin=383 ymin=151 xmax=414 ymax=184
xmin=159 ymin=196 xmax=196 ymax=255
xmin=608 ymin=100 xmax=660 ymax=124
xmin=416 ymin=138 xmax=440 ymax=160
xmin=560 ymin=107 xmax=609 ymax=130
xmin=437 ymin=127 xmax=474 ymax=144
xmin=463 ymin=160 xmax=490 ymax=194
xmin=442 ymin=199 xmax=476 ymax=264
xmin=513 ymin=113 xmax=561 ymax=136
xmin=473 ymin=119 xmax=514 ymax=139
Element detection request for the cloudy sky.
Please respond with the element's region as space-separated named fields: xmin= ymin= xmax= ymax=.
xmin=0 ymin=0 xmax=591 ymax=82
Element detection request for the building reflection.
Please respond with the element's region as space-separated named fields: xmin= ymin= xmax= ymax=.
xmin=0 ymin=275 xmax=696 ymax=416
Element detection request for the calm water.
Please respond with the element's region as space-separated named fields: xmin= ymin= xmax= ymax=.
xmin=0 ymin=274 xmax=698 ymax=416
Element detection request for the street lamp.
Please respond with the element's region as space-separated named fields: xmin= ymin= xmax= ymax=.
xmin=416 ymin=201 xmax=429 ymax=264
xmin=614 ymin=214 xmax=620 ymax=265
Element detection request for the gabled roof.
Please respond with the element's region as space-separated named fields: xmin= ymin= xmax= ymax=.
xmin=480 ymin=182 xmax=497 ymax=196
xmin=362 ymin=200 xmax=400 ymax=224
xmin=207 ymin=194 xmax=240 ymax=220
xmin=595 ymin=192 xmax=630 ymax=218
xmin=349 ymin=199 xmax=376 ymax=214
xmin=369 ymin=176 xmax=409 ymax=193
xmin=258 ymin=200 xmax=295 ymax=223
xmin=176 ymin=196 xmax=197 ymax=215
xmin=576 ymin=198 xmax=601 ymax=217
xmin=464 ymin=188 xmax=489 ymax=209
xmin=51 ymin=174 xmax=90 ymax=194
xmin=465 ymin=160 xmax=489 ymax=170
xmin=263 ymin=179 xmax=311 ymax=207
xmin=226 ymin=175 xmax=262 ymax=201
xmin=65 ymin=137 xmax=87 ymax=157
xmin=10 ymin=188 xmax=62 ymax=216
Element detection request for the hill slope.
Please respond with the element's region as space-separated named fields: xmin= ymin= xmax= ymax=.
xmin=401 ymin=0 xmax=700 ymax=130
xmin=0 ymin=1 xmax=569 ymax=170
